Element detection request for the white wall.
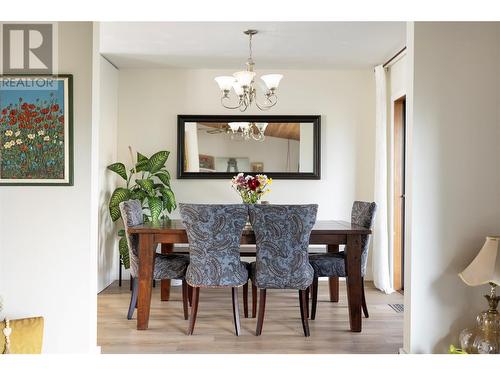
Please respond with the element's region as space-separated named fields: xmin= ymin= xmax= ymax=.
xmin=117 ymin=68 xmax=376 ymax=279
xmin=0 ymin=22 xmax=95 ymax=353
xmin=405 ymin=22 xmax=500 ymax=353
xmin=96 ymin=56 xmax=119 ymax=293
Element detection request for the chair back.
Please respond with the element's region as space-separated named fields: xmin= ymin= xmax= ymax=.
xmin=351 ymin=201 xmax=377 ymax=276
xmin=179 ymin=204 xmax=248 ymax=287
xmin=249 ymin=204 xmax=318 ymax=289
xmin=118 ymin=199 xmax=143 ymax=279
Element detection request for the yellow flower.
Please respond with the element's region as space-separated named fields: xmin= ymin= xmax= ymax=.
xmin=268 ymin=178 xmax=273 ymax=185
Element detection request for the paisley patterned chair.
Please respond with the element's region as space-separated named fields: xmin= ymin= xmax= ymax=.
xmin=248 ymin=204 xmax=318 ymax=336
xmin=119 ymin=200 xmax=190 ymax=320
xmin=308 ymin=201 xmax=376 ymax=320
xmin=179 ymin=203 xmax=249 ymax=336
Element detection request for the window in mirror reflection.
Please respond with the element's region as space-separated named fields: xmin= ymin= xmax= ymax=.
xmin=184 ymin=122 xmax=314 ymax=173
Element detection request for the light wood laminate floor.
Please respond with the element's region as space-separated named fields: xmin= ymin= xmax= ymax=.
xmin=98 ymin=280 xmax=403 ymax=354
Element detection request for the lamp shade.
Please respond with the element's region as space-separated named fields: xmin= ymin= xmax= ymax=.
xmin=214 ymin=76 xmax=235 ymax=91
xmin=459 ymin=236 xmax=500 ymax=286
xmin=232 ymin=81 xmax=244 ymax=96
xmin=228 ymin=122 xmax=241 ymax=133
xmin=255 ymin=122 xmax=268 ymax=133
xmin=261 ymin=74 xmax=283 ymax=90
xmin=233 ymin=71 xmax=256 ymax=87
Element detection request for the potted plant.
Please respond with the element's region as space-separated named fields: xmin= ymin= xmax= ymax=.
xmin=107 ymin=148 xmax=176 ymax=268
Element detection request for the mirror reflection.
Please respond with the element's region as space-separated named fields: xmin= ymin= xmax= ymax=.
xmin=183 ymin=122 xmax=315 ymax=173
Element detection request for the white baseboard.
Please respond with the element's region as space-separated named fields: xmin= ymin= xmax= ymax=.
xmin=398 ymin=347 xmax=408 ymax=354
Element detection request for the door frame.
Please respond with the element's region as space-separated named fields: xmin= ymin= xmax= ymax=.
xmin=392 ymin=95 xmax=406 ymax=291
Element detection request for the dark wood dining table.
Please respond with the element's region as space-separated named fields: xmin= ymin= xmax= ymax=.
xmin=128 ymin=219 xmax=371 ymax=333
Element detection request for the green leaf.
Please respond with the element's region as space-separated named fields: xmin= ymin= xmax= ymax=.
xmin=132 ymin=159 xmax=149 ymax=174
xmin=119 ymin=236 xmax=130 ymax=269
xmin=110 ymin=206 xmax=122 ymax=222
xmin=130 ymin=189 xmax=147 ymax=202
xmin=147 ymin=196 xmax=163 ymax=222
xmin=147 ymin=151 xmax=169 ymax=174
xmin=155 ymin=172 xmax=170 ymax=186
xmin=160 ymin=187 xmax=176 ymax=213
xmin=135 ymin=179 xmax=155 ymax=196
xmin=137 ymin=152 xmax=148 ymax=163
xmin=109 ymin=188 xmax=131 ymax=221
xmin=107 ymin=162 xmax=128 ymax=181
xmin=118 ymin=229 xmax=125 ymax=237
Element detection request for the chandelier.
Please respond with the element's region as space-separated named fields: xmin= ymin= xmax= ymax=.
xmin=214 ymin=30 xmax=283 ymax=112
xmin=228 ymin=122 xmax=268 ymax=141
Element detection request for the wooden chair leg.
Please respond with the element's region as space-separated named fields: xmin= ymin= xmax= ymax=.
xmin=305 ymin=287 xmax=310 ymax=318
xmin=188 ymin=285 xmax=193 ymax=307
xmin=232 ymin=287 xmax=241 ymax=336
xmin=181 ymin=280 xmax=189 ymax=320
xmin=127 ymin=277 xmax=138 ymax=320
xmin=256 ymin=289 xmax=267 ymax=336
xmin=361 ymin=278 xmax=369 ymax=318
xmin=251 ymin=282 xmax=257 ymax=318
xmin=299 ymin=289 xmax=310 ymax=337
xmin=243 ymin=282 xmax=249 ymax=318
xmin=187 ymin=287 xmax=200 ymax=335
xmin=118 ymin=253 xmax=122 ymax=287
xmin=311 ymin=277 xmax=318 ymax=320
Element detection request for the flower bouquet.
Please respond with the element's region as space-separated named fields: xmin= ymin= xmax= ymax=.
xmin=231 ymin=173 xmax=272 ymax=204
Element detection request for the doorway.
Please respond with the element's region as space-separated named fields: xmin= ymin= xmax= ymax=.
xmin=393 ymin=96 xmax=406 ymax=292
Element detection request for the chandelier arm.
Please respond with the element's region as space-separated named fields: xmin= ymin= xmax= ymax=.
xmin=221 ymin=95 xmax=244 ymax=110
xmin=255 ymin=93 xmax=277 ymax=111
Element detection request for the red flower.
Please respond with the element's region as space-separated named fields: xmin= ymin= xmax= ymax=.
xmin=44 ymin=124 xmax=49 ymax=129
xmin=29 ymin=104 xmax=35 ymax=110
xmin=20 ymin=145 xmax=28 ymax=152
xmin=35 ymin=117 xmax=42 ymax=123
xmin=10 ymin=109 xmax=17 ymax=116
xmin=1 ymin=109 xmax=7 ymax=115
xmin=21 ymin=103 xmax=28 ymax=110
xmin=58 ymin=115 xmax=64 ymax=123
xmin=51 ymin=104 xmax=59 ymax=112
xmin=8 ymin=118 xmax=16 ymax=126
xmin=37 ymin=144 xmax=42 ymax=149
xmin=41 ymin=108 xmax=49 ymax=114
xmin=247 ymin=178 xmax=260 ymax=191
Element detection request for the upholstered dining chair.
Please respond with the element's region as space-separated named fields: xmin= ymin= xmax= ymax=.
xmin=248 ymin=204 xmax=318 ymax=337
xmin=119 ymin=200 xmax=190 ymax=320
xmin=308 ymin=201 xmax=376 ymax=320
xmin=179 ymin=203 xmax=249 ymax=336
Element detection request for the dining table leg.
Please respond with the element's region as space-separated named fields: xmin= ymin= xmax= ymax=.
xmin=327 ymin=244 xmax=339 ymax=302
xmin=160 ymin=243 xmax=173 ymax=301
xmin=137 ymin=233 xmax=156 ymax=330
xmin=345 ymin=234 xmax=362 ymax=332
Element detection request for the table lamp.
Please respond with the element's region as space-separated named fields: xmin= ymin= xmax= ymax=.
xmin=458 ymin=236 xmax=500 ymax=354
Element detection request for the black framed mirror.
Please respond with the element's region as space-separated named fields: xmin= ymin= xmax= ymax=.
xmin=177 ymin=115 xmax=321 ymax=179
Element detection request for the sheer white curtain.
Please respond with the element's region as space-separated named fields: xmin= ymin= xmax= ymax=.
xmin=372 ymin=65 xmax=394 ymax=294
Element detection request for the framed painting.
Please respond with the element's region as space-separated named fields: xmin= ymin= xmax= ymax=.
xmin=0 ymin=75 xmax=73 ymax=185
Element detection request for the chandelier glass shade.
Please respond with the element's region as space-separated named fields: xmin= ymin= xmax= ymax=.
xmin=215 ymin=30 xmax=283 ymax=112
xmin=227 ymin=122 xmax=268 ymax=141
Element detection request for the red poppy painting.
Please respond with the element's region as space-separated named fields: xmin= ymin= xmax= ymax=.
xmin=0 ymin=75 xmax=73 ymax=185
